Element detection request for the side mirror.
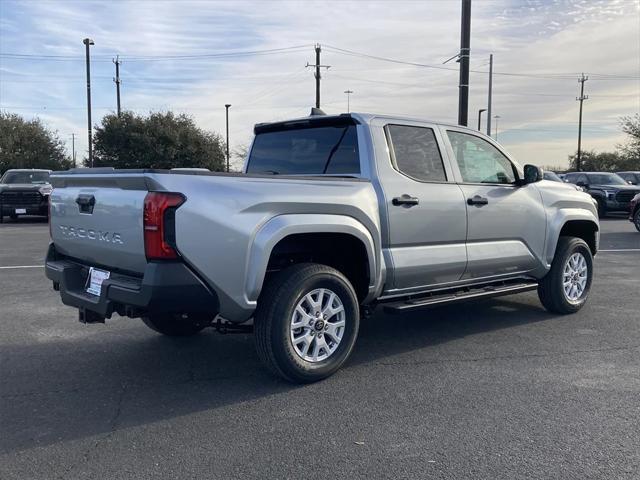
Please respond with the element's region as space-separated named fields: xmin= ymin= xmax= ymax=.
xmin=523 ymin=164 xmax=543 ymax=184
xmin=576 ymin=181 xmax=587 ymax=188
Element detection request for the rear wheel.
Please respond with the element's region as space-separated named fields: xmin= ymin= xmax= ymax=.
xmin=141 ymin=313 xmax=210 ymax=336
xmin=634 ymin=208 xmax=640 ymax=233
xmin=254 ymin=263 xmax=360 ymax=383
xmin=538 ymin=237 xmax=593 ymax=314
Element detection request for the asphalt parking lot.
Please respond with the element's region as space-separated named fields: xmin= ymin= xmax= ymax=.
xmin=1 ymin=217 xmax=639 ymax=480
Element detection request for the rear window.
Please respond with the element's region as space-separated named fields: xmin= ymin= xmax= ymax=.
xmin=246 ymin=125 xmax=360 ymax=175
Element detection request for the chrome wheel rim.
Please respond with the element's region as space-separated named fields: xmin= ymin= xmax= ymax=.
xmin=290 ymin=288 xmax=346 ymax=363
xmin=562 ymin=252 xmax=588 ymax=303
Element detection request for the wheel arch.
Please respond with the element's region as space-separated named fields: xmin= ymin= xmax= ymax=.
xmin=246 ymin=214 xmax=384 ymax=304
xmin=546 ymin=212 xmax=599 ymax=266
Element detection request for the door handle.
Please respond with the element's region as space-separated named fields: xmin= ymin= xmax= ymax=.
xmin=467 ymin=195 xmax=488 ymax=206
xmin=392 ymin=194 xmax=419 ymax=206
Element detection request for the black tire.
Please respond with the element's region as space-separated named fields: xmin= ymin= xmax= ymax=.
xmin=596 ymin=198 xmax=607 ymax=218
xmin=141 ymin=312 xmax=210 ymax=336
xmin=634 ymin=208 xmax=640 ymax=233
xmin=538 ymin=237 xmax=593 ymax=314
xmin=254 ymin=263 xmax=360 ymax=383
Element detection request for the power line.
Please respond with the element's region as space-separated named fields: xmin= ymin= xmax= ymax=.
xmin=0 ymin=45 xmax=313 ymax=62
xmin=322 ymin=44 xmax=640 ymax=80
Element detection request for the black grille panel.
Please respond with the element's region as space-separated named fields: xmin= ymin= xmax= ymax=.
xmin=0 ymin=190 xmax=43 ymax=206
xmin=616 ymin=191 xmax=639 ymax=203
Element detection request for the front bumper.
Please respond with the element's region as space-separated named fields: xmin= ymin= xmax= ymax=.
xmin=1 ymin=203 xmax=48 ymax=216
xmin=44 ymin=243 xmax=219 ymax=320
xmin=604 ymin=199 xmax=631 ymax=212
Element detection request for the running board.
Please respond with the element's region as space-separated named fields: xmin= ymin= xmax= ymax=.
xmin=382 ymin=280 xmax=539 ymax=314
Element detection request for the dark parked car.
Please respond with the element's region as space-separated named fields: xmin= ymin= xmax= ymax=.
xmin=564 ymin=172 xmax=640 ymax=217
xmin=0 ymin=169 xmax=52 ymax=222
xmin=630 ymin=193 xmax=640 ymax=232
xmin=617 ymin=171 xmax=640 ymax=186
xmin=543 ymin=171 xmax=583 ymax=191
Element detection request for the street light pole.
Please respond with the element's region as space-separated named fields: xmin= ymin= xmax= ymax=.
xmin=225 ymin=104 xmax=231 ymax=172
xmin=477 ymin=108 xmax=486 ymax=131
xmin=70 ymin=133 xmax=76 ymax=168
xmin=83 ymin=38 xmax=95 ymax=167
xmin=493 ymin=115 xmax=501 ymax=141
xmin=344 ymin=90 xmax=353 ymax=113
xmin=486 ymin=53 xmax=493 ymax=136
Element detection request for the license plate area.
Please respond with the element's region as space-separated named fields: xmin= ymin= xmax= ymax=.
xmin=15 ymin=208 xmax=26 ymax=214
xmin=86 ymin=267 xmax=110 ymax=296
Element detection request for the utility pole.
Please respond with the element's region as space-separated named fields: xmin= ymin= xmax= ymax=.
xmin=478 ymin=109 xmax=486 ymax=131
xmin=83 ymin=38 xmax=94 ymax=167
xmin=344 ymin=90 xmax=353 ymax=113
xmin=225 ymin=104 xmax=231 ymax=172
xmin=494 ymin=115 xmax=501 ymax=141
xmin=486 ymin=53 xmax=493 ymax=136
xmin=70 ymin=133 xmax=76 ymax=168
xmin=457 ymin=0 xmax=472 ymax=126
xmin=306 ymin=44 xmax=330 ymax=109
xmin=113 ymin=55 xmax=121 ymax=116
xmin=576 ymin=73 xmax=589 ymax=172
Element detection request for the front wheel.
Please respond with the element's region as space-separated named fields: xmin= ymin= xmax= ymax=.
xmin=538 ymin=237 xmax=593 ymax=314
xmin=141 ymin=313 xmax=211 ymax=336
xmin=254 ymin=263 xmax=360 ymax=383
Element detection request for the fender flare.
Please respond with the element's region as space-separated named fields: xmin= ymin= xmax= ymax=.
xmin=245 ymin=214 xmax=383 ymax=303
xmin=545 ymin=208 xmax=599 ymax=266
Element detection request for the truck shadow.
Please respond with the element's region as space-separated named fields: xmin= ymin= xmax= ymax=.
xmin=1 ymin=294 xmax=555 ymax=455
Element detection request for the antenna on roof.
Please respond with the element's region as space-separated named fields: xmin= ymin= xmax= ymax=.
xmin=310 ymin=107 xmax=326 ymax=116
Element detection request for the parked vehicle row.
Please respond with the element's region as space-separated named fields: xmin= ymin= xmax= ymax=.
xmin=563 ymin=172 xmax=640 ymax=218
xmin=45 ymin=112 xmax=600 ymax=382
xmin=0 ymin=169 xmax=52 ymax=222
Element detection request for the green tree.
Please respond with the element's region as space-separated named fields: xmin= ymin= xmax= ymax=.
xmin=617 ymin=114 xmax=640 ymax=164
xmin=0 ymin=112 xmax=72 ymax=174
xmin=91 ymin=111 xmax=226 ymax=170
xmin=568 ymin=150 xmax=625 ymax=171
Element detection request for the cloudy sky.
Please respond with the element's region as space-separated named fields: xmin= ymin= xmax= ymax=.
xmin=1 ymin=0 xmax=638 ymax=168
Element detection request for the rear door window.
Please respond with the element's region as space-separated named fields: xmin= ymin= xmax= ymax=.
xmin=386 ymin=125 xmax=447 ymax=182
xmin=246 ymin=124 xmax=360 ymax=175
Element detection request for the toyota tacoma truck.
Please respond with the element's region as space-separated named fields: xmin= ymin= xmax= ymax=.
xmin=0 ymin=169 xmax=52 ymax=222
xmin=45 ymin=112 xmax=599 ymax=383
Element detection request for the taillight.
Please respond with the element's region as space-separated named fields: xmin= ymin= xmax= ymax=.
xmin=143 ymin=192 xmax=185 ymax=260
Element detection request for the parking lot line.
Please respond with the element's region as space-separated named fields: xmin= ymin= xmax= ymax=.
xmin=598 ymin=249 xmax=640 ymax=252
xmin=0 ymin=265 xmax=43 ymax=270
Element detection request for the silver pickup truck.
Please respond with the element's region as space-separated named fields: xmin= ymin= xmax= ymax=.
xmin=45 ymin=112 xmax=599 ymax=382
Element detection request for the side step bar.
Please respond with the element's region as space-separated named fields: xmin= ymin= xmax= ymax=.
xmin=382 ymin=280 xmax=539 ymax=314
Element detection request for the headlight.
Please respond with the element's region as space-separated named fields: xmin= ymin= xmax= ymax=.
xmin=39 ymin=185 xmax=52 ymax=196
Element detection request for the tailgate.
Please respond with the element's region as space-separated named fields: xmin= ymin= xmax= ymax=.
xmin=49 ymin=173 xmax=149 ymax=274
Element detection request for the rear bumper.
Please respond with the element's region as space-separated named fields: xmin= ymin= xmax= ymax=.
xmin=44 ymin=243 xmax=219 ymax=320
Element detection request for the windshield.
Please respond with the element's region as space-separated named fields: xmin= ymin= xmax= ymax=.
xmin=246 ymin=125 xmax=360 ymax=175
xmin=1 ymin=171 xmax=50 ymax=184
xmin=586 ymin=173 xmax=628 ymax=185
xmin=543 ymin=171 xmax=562 ymax=182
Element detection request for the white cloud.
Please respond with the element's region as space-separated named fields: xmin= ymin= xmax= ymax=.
xmin=1 ymin=0 xmax=638 ymax=168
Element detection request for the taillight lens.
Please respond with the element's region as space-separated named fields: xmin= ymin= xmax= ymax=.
xmin=143 ymin=192 xmax=185 ymax=260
